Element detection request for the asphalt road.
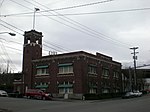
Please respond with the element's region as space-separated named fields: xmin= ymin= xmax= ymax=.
xmin=0 ymin=95 xmax=150 ymax=112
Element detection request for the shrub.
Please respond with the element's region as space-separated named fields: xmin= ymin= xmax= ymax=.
xmin=83 ymin=93 xmax=122 ymax=100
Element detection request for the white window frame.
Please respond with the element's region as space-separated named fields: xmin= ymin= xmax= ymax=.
xmin=88 ymin=66 xmax=97 ymax=74
xmin=36 ymin=68 xmax=49 ymax=75
xmin=58 ymin=65 xmax=73 ymax=74
xmin=113 ymin=71 xmax=119 ymax=79
xmin=102 ymin=68 xmax=109 ymax=77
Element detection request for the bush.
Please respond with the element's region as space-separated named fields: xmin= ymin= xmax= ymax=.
xmin=83 ymin=94 xmax=98 ymax=100
xmin=83 ymin=93 xmax=122 ymax=100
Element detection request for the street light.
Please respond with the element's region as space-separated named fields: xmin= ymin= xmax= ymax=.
xmin=8 ymin=33 xmax=16 ymax=36
xmin=0 ymin=32 xmax=16 ymax=36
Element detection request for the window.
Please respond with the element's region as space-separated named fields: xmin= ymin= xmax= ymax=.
xmin=116 ymin=89 xmax=120 ymax=93
xmin=88 ymin=65 xmax=97 ymax=74
xmin=113 ymin=71 xmax=119 ymax=79
xmin=36 ymin=40 xmax=39 ymax=44
xmin=58 ymin=88 xmax=73 ymax=94
xmin=113 ymin=89 xmax=120 ymax=93
xmin=58 ymin=82 xmax=73 ymax=94
xmin=102 ymin=88 xmax=110 ymax=93
xmin=59 ymin=88 xmax=64 ymax=94
xmin=102 ymin=68 xmax=109 ymax=77
xmin=27 ymin=39 xmax=30 ymax=44
xmin=58 ymin=63 xmax=73 ymax=74
xmin=89 ymin=88 xmax=97 ymax=94
xmin=89 ymin=82 xmax=97 ymax=94
xmin=36 ymin=65 xmax=49 ymax=75
xmin=36 ymin=68 xmax=48 ymax=75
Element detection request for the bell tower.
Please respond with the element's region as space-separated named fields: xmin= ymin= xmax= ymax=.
xmin=23 ymin=30 xmax=43 ymax=90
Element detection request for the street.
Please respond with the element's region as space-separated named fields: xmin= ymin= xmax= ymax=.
xmin=0 ymin=95 xmax=150 ymax=112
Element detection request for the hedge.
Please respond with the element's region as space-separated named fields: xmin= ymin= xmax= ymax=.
xmin=83 ymin=93 xmax=123 ymax=100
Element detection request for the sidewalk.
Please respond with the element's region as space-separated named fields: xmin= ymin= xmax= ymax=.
xmin=52 ymin=97 xmax=83 ymax=102
xmin=51 ymin=96 xmax=122 ymax=103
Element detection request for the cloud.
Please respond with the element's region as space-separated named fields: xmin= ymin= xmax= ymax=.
xmin=1 ymin=0 xmax=150 ymax=72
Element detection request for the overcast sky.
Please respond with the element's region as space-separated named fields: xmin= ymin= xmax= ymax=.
xmin=0 ymin=0 xmax=150 ymax=72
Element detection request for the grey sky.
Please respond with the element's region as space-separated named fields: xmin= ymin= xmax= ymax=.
xmin=0 ymin=0 xmax=150 ymax=72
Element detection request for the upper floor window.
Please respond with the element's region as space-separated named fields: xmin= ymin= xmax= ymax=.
xmin=36 ymin=40 xmax=39 ymax=44
xmin=113 ymin=71 xmax=119 ymax=79
xmin=88 ymin=65 xmax=97 ymax=74
xmin=27 ymin=40 xmax=30 ymax=44
xmin=58 ymin=63 xmax=73 ymax=74
xmin=102 ymin=68 xmax=109 ymax=78
xmin=36 ymin=65 xmax=49 ymax=75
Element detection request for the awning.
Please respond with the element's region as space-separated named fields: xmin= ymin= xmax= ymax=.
xmin=89 ymin=85 xmax=97 ymax=88
xmin=58 ymin=84 xmax=73 ymax=88
xmin=35 ymin=85 xmax=48 ymax=89
xmin=89 ymin=64 xmax=97 ymax=67
xmin=36 ymin=65 xmax=48 ymax=69
xmin=58 ymin=63 xmax=72 ymax=67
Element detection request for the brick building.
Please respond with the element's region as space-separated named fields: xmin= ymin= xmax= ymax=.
xmin=19 ymin=30 xmax=122 ymax=99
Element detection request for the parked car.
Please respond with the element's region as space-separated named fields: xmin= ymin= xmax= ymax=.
xmin=142 ymin=89 xmax=150 ymax=94
xmin=25 ymin=89 xmax=52 ymax=100
xmin=122 ymin=91 xmax=143 ymax=99
xmin=0 ymin=90 xmax=8 ymax=97
xmin=122 ymin=92 xmax=135 ymax=99
xmin=133 ymin=91 xmax=142 ymax=97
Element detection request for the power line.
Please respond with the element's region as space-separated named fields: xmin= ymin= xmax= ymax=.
xmin=1 ymin=21 xmax=69 ymax=53
xmin=37 ymin=7 xmax=150 ymax=16
xmin=27 ymin=0 xmax=131 ymax=48
xmin=2 ymin=7 xmax=150 ymax=17
xmin=44 ymin=41 xmax=71 ymax=52
xmin=0 ymin=41 xmax=17 ymax=71
xmin=29 ymin=0 xmax=109 ymax=41
xmin=0 ymin=44 xmax=21 ymax=72
xmin=3 ymin=0 xmax=114 ymax=17
xmin=8 ymin=0 xmax=130 ymax=48
xmin=0 ymin=37 xmax=23 ymax=46
xmin=0 ymin=20 xmax=23 ymax=71
xmin=7 ymin=0 xmax=131 ymax=49
xmin=9 ymin=0 xmax=93 ymax=44
xmin=61 ymin=7 xmax=150 ymax=16
xmin=137 ymin=64 xmax=150 ymax=68
xmin=10 ymin=0 xmax=111 ymax=46
xmin=1 ymin=14 xmax=70 ymax=53
xmin=43 ymin=43 xmax=62 ymax=52
xmin=0 ymin=42 xmax=17 ymax=70
xmin=0 ymin=23 xmax=23 ymax=36
xmin=36 ymin=0 xmax=114 ymax=11
xmin=4 ymin=45 xmax=22 ymax=52
xmin=0 ymin=17 xmax=69 ymax=71
xmin=0 ymin=19 xmax=24 ymax=32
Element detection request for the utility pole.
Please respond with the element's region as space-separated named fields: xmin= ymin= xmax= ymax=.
xmin=130 ymin=47 xmax=139 ymax=90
